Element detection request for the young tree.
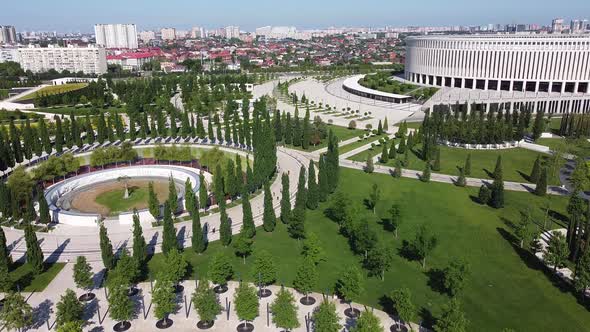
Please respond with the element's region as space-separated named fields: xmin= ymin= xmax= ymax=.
xmin=390 ymin=287 xmax=415 ymax=331
xmin=411 ymin=224 xmax=438 ymax=269
xmin=199 ymin=172 xmax=208 ymax=209
xmin=0 ymin=226 xmax=12 ymax=268
xmin=380 ymin=143 xmax=389 ymax=163
xmin=192 ymin=279 xmax=222 ymax=326
xmin=24 ymin=222 xmax=44 ymax=274
xmin=132 ymin=209 xmax=147 ymax=269
xmin=464 ymin=154 xmax=472 ymax=176
xmin=312 ymin=299 xmax=341 ymax=332
xmin=262 ymin=181 xmax=276 ymax=232
xmin=394 ymin=159 xmax=403 ymax=178
xmin=478 ymin=185 xmax=491 ymax=205
xmin=351 ymin=309 xmax=384 ymax=332
xmin=271 ymin=287 xmax=300 ymax=331
xmin=152 ymin=279 xmax=176 ymax=326
xmin=148 ymin=182 xmax=160 ymax=219
xmin=490 ymin=175 xmax=504 ymax=209
xmin=365 ymin=241 xmax=395 ymax=280
xmin=219 ymin=202 xmax=232 ymax=247
xmin=514 ymin=210 xmax=533 ymax=248
xmin=456 ymin=167 xmax=467 ymax=187
xmin=161 ymin=248 xmax=188 ymax=288
xmin=367 ymin=183 xmax=380 ymax=214
xmin=191 ymin=203 xmax=206 ymax=253
xmin=208 ymin=253 xmax=233 ymax=288
xmin=99 ymin=223 xmax=115 ymax=270
xmin=535 ymin=167 xmax=548 ymax=197
xmin=55 ymin=289 xmax=84 ymax=328
xmin=545 ymin=231 xmax=569 ymax=272
xmin=364 ymin=154 xmax=374 ymax=173
xmin=293 ymin=257 xmax=318 ymax=303
xmin=280 ymin=173 xmax=291 ymax=224
xmin=386 ymin=204 xmax=403 ymax=238
xmin=301 ymin=232 xmax=325 ymax=265
xmin=530 ymin=155 xmax=542 ymax=183
xmin=161 ymin=202 xmax=179 ymax=255
xmin=0 ymin=262 xmax=13 ymax=293
xmin=388 ymin=140 xmax=397 ymax=160
xmin=73 ymin=256 xmax=94 ymax=299
xmin=0 ymin=292 xmax=32 ymax=331
xmin=252 ymin=249 xmax=277 ymax=288
xmin=443 ymin=259 xmax=471 ymax=297
xmin=233 ymin=234 xmax=253 ymax=264
xmin=434 ymin=298 xmax=469 ymax=332
xmin=234 ymin=282 xmax=259 ymax=328
xmin=336 ymin=266 xmax=363 ymax=306
xmin=111 ymin=248 xmax=140 ymax=291
xmin=56 ymin=321 xmax=83 ymax=332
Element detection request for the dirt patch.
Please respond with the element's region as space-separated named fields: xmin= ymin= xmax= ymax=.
xmin=70 ymin=180 xmax=170 ymax=216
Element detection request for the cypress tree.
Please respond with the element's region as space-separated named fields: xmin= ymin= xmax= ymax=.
xmin=407 ymin=132 xmax=415 ymax=150
xmin=161 ymin=202 xmax=179 ymax=255
xmin=207 ymin=116 xmax=215 ymax=141
xmin=490 ymin=171 xmax=504 ymax=209
xmin=167 ymin=176 xmax=178 ymax=213
xmin=99 ymin=223 xmax=115 ymax=270
xmin=284 ymin=113 xmax=293 ymax=145
xmin=241 ymin=189 xmax=255 ymax=238
xmin=397 ymin=136 xmax=406 ymax=154
xmin=273 ymin=110 xmax=282 ymax=142
xmin=464 ymin=154 xmax=472 ymax=176
xmin=326 ymin=130 xmax=340 ymax=193
xmin=535 ymin=167 xmax=548 ymax=197
xmin=365 ymin=154 xmax=374 ymax=173
xmin=292 ymin=107 xmax=302 ymax=147
xmin=388 ymin=140 xmax=397 ymax=159
xmin=377 ymin=120 xmax=383 ymax=135
xmin=54 ymin=116 xmax=64 ymax=154
xmin=38 ymin=194 xmax=50 ymax=224
xmin=456 ymin=167 xmax=466 ymax=187
xmin=306 ymin=161 xmax=319 ymax=210
xmin=219 ymin=201 xmax=232 ymax=246
xmin=263 ymin=181 xmax=276 ymax=232
xmin=38 ymin=119 xmax=52 ymax=154
xmin=302 ymin=108 xmax=311 ymax=150
xmin=0 ymin=227 xmax=12 ymax=268
xmin=191 ymin=198 xmax=206 ymax=253
xmin=380 ymin=142 xmax=389 ymax=163
xmin=421 ymin=163 xmax=431 ymax=182
xmin=132 ymin=210 xmax=147 ymax=268
xmin=432 ymin=148 xmax=441 ymax=171
xmin=295 ymin=166 xmax=307 ymax=210
xmin=148 ymin=182 xmax=160 ymax=219
xmin=394 ymin=159 xmax=403 ymax=178
xmin=199 ymin=171 xmax=208 ymax=209
xmin=493 ymin=155 xmax=503 ymax=180
xmin=8 ymin=120 xmax=23 ymax=163
xmin=317 ymin=157 xmax=329 ymax=202
xmin=383 ymin=117 xmax=389 ymax=133
xmin=530 ymin=155 xmax=542 ymax=183
xmin=280 ymin=173 xmax=291 ymax=224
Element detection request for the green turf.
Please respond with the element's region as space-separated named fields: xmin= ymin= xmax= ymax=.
xmin=282 ymin=124 xmax=365 ymax=152
xmin=339 ymin=134 xmax=388 ymax=155
xmin=350 ymin=144 xmax=560 ymax=185
xmin=10 ymin=262 xmax=65 ymax=292
xmin=16 ymin=83 xmax=88 ymax=101
xmin=95 ymin=186 xmax=151 ymax=215
xmin=536 ymin=137 xmax=590 ymax=158
xmin=146 ymin=168 xmax=588 ymax=331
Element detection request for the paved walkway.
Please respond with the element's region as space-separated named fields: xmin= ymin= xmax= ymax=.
xmin=12 ymin=264 xmax=424 ymax=332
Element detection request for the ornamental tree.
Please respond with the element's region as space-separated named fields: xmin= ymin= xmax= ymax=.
xmin=208 ymin=253 xmax=233 ymax=286
xmin=271 ymin=287 xmax=300 ymax=331
xmin=390 ymin=287 xmax=415 ymax=331
xmin=234 ymin=282 xmax=259 ymax=327
xmin=73 ymin=256 xmax=94 ymax=295
xmin=0 ymin=292 xmax=32 ymax=331
xmin=443 ymin=259 xmax=471 ymax=297
xmin=293 ymin=257 xmax=318 ymax=300
xmin=312 ymin=299 xmax=341 ymax=332
xmin=24 ymin=222 xmax=44 ymax=274
xmin=192 ymin=279 xmax=222 ymax=324
xmin=161 ymin=202 xmax=179 ymax=255
xmin=336 ymin=266 xmax=363 ymax=305
xmin=55 ymin=289 xmax=84 ymax=328
xmin=99 ymin=223 xmax=115 ymax=270
xmin=233 ymin=234 xmax=253 ymax=264
xmin=434 ymin=298 xmax=469 ymax=332
xmin=152 ymin=279 xmax=176 ymax=322
xmin=351 ymin=309 xmax=383 ymax=332
xmin=252 ymin=249 xmax=277 ymax=287
xmin=411 ymin=224 xmax=438 ymax=269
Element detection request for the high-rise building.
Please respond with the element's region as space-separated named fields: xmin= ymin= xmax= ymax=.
xmin=138 ymin=30 xmax=156 ymax=43
xmin=551 ymin=18 xmax=564 ymax=33
xmin=190 ymin=27 xmax=205 ymax=39
xmin=94 ymin=24 xmax=138 ymax=49
xmin=224 ymin=26 xmax=240 ymax=39
xmin=571 ymin=19 xmax=588 ymax=34
xmin=160 ymin=28 xmax=176 ymax=41
xmin=0 ymin=26 xmax=17 ymax=44
xmin=17 ymin=45 xmax=107 ymax=74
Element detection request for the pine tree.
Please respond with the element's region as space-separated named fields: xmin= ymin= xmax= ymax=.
xmin=464 ymin=154 xmax=472 ymax=176
xmin=397 ymin=136 xmax=406 ymax=154
xmin=99 ymin=223 xmax=115 ymax=270
xmin=377 ymin=120 xmax=383 ymax=135
xmin=219 ymin=202 xmax=232 ymax=246
xmin=132 ymin=210 xmax=147 ymax=268
xmin=191 ymin=198 xmax=206 ymax=253
xmin=161 ymin=202 xmax=179 ymax=255
xmin=241 ymin=189 xmax=255 ymax=238
xmin=530 ymin=155 xmax=542 ymax=183
xmin=148 ymin=182 xmax=160 ymax=219
xmin=262 ymin=181 xmax=276 ymax=232
xmin=380 ymin=142 xmax=389 ymax=163
xmin=280 ymin=173 xmax=291 ymax=224
xmin=388 ymin=140 xmax=397 ymax=159
xmin=493 ymin=155 xmax=503 ymax=180
xmin=168 ymin=176 xmax=178 ymax=213
xmin=306 ymin=161 xmax=319 ymax=210
xmin=535 ymin=167 xmax=548 ymax=196
xmin=24 ymin=223 xmax=43 ymax=274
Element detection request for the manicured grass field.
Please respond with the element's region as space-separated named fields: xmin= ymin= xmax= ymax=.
xmin=146 ymin=168 xmax=588 ymax=331
xmin=282 ymin=124 xmax=365 ymax=152
xmin=95 ymin=186 xmax=151 ymax=214
xmin=10 ymin=262 xmax=65 ymax=292
xmin=338 ymin=134 xmax=387 ymax=155
xmin=350 ymin=144 xmax=559 ymax=185
xmin=16 ymin=83 xmax=88 ymax=101
xmin=536 ymin=137 xmax=590 ymax=158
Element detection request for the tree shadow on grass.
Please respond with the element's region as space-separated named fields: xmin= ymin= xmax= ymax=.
xmin=547 ymin=210 xmax=569 ymax=228
xmin=483 ymin=168 xmax=494 ymax=179
xmin=517 ymin=170 xmax=531 ymax=182
xmin=398 ymin=240 xmax=420 ymax=263
xmin=418 ymin=307 xmax=436 ymax=330
xmin=425 ymin=268 xmax=447 ymax=295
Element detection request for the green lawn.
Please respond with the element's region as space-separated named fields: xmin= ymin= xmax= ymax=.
xmin=339 ymin=134 xmax=387 ymax=155
xmin=348 ymin=139 xmax=394 ymax=162
xmin=10 ymin=262 xmax=65 ymax=292
xmin=146 ymin=168 xmax=588 ymax=331
xmin=536 ymin=137 xmax=590 ymax=158
xmin=350 ymin=144 xmax=559 ymax=185
xmin=16 ymin=83 xmax=88 ymax=102
xmin=95 ymin=186 xmax=151 ymax=215
xmin=282 ymin=125 xmax=365 ymax=152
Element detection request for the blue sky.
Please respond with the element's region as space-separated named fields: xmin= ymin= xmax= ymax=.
xmin=1 ymin=0 xmax=588 ymax=32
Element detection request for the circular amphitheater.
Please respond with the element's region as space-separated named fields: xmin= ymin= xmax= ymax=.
xmin=44 ymin=165 xmax=201 ymax=227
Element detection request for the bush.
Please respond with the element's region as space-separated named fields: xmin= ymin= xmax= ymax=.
xmin=348 ymin=120 xmax=357 ymax=129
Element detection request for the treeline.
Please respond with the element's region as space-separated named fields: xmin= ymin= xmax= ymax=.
xmin=34 ymin=80 xmax=113 ymax=107
xmin=558 ymin=113 xmax=590 ymax=137
xmin=153 ymin=144 xmax=192 ymax=162
xmin=32 ymin=153 xmax=79 ymax=181
xmin=89 ymin=142 xmax=138 ymax=167
xmin=273 ymin=106 xmax=330 ymax=149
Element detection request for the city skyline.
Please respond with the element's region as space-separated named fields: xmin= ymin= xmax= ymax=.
xmin=0 ymin=0 xmax=589 ymax=32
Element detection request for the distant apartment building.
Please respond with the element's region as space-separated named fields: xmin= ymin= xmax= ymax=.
xmin=107 ymin=51 xmax=154 ymax=71
xmin=0 ymin=47 xmax=19 ymax=63
xmin=552 ymin=18 xmax=565 ymax=33
xmin=138 ymin=31 xmax=156 ymax=43
xmin=94 ymin=24 xmax=138 ymax=49
xmin=571 ymin=19 xmax=589 ymax=33
xmin=18 ymin=45 xmax=107 ymax=74
xmin=161 ymin=28 xmax=176 ymax=41
xmin=191 ymin=26 xmax=205 ymax=39
xmin=0 ymin=26 xmax=17 ymax=44
xmin=224 ymin=26 xmax=240 ymax=39
xmin=255 ymin=26 xmax=311 ymax=40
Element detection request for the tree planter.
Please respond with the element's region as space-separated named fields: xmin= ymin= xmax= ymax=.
xmin=390 ymin=324 xmax=409 ymax=332
xmin=344 ymin=307 xmax=361 ymax=318
xmin=78 ymin=292 xmax=96 ymax=302
xmin=257 ymin=288 xmax=272 ymax=298
xmin=173 ymin=284 xmax=184 ymax=294
xmin=299 ymin=295 xmax=316 ymax=306
xmin=236 ymin=322 xmax=254 ymax=332
xmin=113 ymin=321 xmax=131 ymax=332
xmin=213 ymin=284 xmax=228 ymax=294
xmin=156 ymin=317 xmax=174 ymax=329
xmin=197 ymin=320 xmax=215 ymax=329
xmin=127 ymin=287 xmax=139 ymax=297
